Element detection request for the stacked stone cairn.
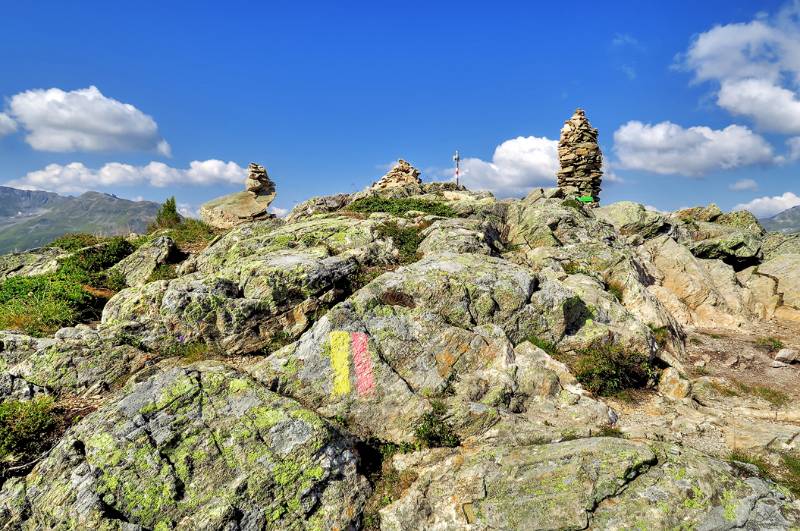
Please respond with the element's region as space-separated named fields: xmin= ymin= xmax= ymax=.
xmin=199 ymin=162 xmax=277 ymax=229
xmin=557 ymin=109 xmax=603 ymax=205
xmin=371 ymin=159 xmax=422 ymax=191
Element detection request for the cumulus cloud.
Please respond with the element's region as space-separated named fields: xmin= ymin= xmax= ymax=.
xmin=6 ymin=86 xmax=170 ymax=154
xmin=7 ymin=160 xmax=246 ymax=194
xmin=730 ymin=178 xmax=759 ymax=191
xmin=788 ymin=136 xmax=800 ymax=160
xmin=681 ymin=3 xmax=800 ymax=134
xmin=458 ymin=136 xmax=559 ymax=197
xmin=0 ymin=113 xmax=16 ymax=136
xmin=734 ymin=191 xmax=800 ymax=217
xmin=613 ymin=120 xmax=775 ymax=175
xmin=269 ymin=206 xmax=289 ymax=217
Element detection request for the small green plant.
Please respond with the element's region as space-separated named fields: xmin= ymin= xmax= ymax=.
xmin=146 ymin=264 xmax=178 ymax=283
xmin=148 ymin=196 xmax=182 ymax=232
xmin=755 ymin=336 xmax=784 ymax=352
xmin=166 ymin=218 xmax=217 ymax=251
xmin=563 ymin=262 xmax=594 ymax=276
xmin=375 ymin=222 xmax=423 ymax=263
xmin=527 ymin=335 xmax=559 ymax=357
xmin=737 ymin=382 xmax=790 ymax=408
xmin=162 ymin=340 xmax=210 ymax=362
xmin=347 ymin=196 xmax=456 ymax=218
xmin=0 ymin=396 xmax=56 ymax=460
xmin=565 ymin=343 xmax=657 ymax=397
xmin=104 ymin=270 xmax=128 ymax=292
xmin=414 ymin=400 xmax=460 ymax=448
xmin=606 ymin=281 xmax=624 ymax=302
xmin=779 ymin=453 xmax=800 ymax=495
xmin=648 ymin=324 xmax=671 ymax=347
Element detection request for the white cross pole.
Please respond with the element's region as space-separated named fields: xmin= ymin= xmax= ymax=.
xmin=453 ymin=150 xmax=460 ymax=187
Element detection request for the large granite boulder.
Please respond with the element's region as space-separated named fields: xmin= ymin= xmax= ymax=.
xmin=594 ymin=201 xmax=669 ymax=240
xmin=0 ymin=362 xmax=370 ymax=529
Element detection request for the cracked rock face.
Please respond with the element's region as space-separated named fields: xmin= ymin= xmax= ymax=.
xmin=379 ymin=438 xmax=800 ymax=530
xmin=0 ymin=362 xmax=370 ymax=529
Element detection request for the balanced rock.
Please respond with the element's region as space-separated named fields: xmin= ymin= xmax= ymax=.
xmin=557 ymin=109 xmax=603 ymax=205
xmin=200 ymin=162 xmax=276 ymax=229
xmin=370 ymin=159 xmax=422 ymax=191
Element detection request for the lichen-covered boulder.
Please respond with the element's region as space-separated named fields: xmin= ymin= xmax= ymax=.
xmin=247 ymin=253 xmax=615 ymax=445
xmin=763 ymin=232 xmax=800 ymax=260
xmin=0 ymin=327 xmax=149 ymax=403
xmin=418 ymin=218 xmax=500 ymax=256
xmin=0 ymin=247 xmax=66 ymax=281
xmin=0 ymin=362 xmax=370 ymax=529
xmin=379 ymin=438 xmax=800 ymax=530
xmin=685 ymin=221 xmax=763 ymax=267
xmin=594 ymin=201 xmax=669 ymax=240
xmin=108 ymin=235 xmax=177 ymax=287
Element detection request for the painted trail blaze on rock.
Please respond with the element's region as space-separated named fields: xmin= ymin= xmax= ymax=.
xmin=351 ymin=331 xmax=375 ymax=396
xmin=329 ymin=331 xmax=376 ymax=396
xmin=330 ymin=331 xmax=351 ymax=395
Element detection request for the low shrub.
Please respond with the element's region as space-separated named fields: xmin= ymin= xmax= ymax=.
xmin=347 ymin=196 xmax=456 ymax=218
xmin=564 ymin=343 xmax=657 ymax=397
xmin=146 ymin=264 xmax=178 ymax=283
xmin=527 ymin=335 xmax=559 ymax=357
xmin=375 ymin=222 xmax=423 ymax=263
xmin=148 ymin=197 xmax=182 ymax=232
xmin=0 ymin=396 xmax=56 ymax=461
xmin=165 ymin=218 xmax=218 ymax=252
xmin=48 ymin=233 xmax=106 ymax=251
xmin=606 ymin=281 xmax=624 ymax=302
xmin=414 ymin=400 xmax=460 ymax=448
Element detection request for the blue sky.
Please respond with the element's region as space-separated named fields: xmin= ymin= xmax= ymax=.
xmin=1 ymin=0 xmax=798 ymax=217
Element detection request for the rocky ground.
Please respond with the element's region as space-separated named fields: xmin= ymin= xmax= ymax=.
xmin=1 ymin=177 xmax=800 ymax=530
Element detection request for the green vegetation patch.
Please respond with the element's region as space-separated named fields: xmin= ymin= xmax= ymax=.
xmin=48 ymin=233 xmax=108 ymax=251
xmin=755 ymin=336 xmax=784 ymax=353
xmin=0 ymin=236 xmax=133 ymax=336
xmin=0 ymin=396 xmax=56 ymax=463
xmin=375 ymin=222 xmax=424 ymax=263
xmin=347 ymin=196 xmax=456 ymax=218
xmin=148 ymin=196 xmax=182 ymax=232
xmin=560 ymin=343 xmax=657 ymax=397
xmin=414 ymin=400 xmax=460 ymax=448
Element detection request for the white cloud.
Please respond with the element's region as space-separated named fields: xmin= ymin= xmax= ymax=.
xmin=730 ymin=178 xmax=759 ymax=191
xmin=177 ymin=202 xmax=199 ymax=218
xmin=7 ymin=160 xmax=246 ymax=194
xmin=0 ymin=113 xmax=16 ymax=136
xmin=681 ymin=3 xmax=800 ymax=134
xmin=613 ymin=120 xmax=775 ymax=175
xmin=7 ymin=86 xmax=170 ymax=154
xmin=458 ymin=136 xmax=559 ymax=197
xmin=734 ymin=191 xmax=800 ymax=217
xmin=269 ymin=206 xmax=289 ymax=217
xmin=788 ymin=136 xmax=800 ymax=160
xmin=612 ymin=33 xmax=641 ymax=49
xmin=717 ymin=79 xmax=800 ymax=133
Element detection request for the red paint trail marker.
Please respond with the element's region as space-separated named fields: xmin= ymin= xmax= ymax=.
xmin=351 ymin=332 xmax=375 ymax=396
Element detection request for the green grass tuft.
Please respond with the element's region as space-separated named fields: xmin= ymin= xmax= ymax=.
xmin=755 ymin=336 xmax=784 ymax=352
xmin=561 ymin=343 xmax=657 ymax=397
xmin=0 ymin=397 xmax=56 ymax=461
xmin=375 ymin=222 xmax=424 ymax=263
xmin=347 ymin=196 xmax=456 ymax=218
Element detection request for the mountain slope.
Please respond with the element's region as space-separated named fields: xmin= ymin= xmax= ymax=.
xmin=761 ymin=204 xmax=800 ymax=233
xmin=0 ymin=186 xmax=160 ymax=253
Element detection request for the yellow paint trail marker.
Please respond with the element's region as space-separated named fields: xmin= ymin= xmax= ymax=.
xmin=330 ymin=331 xmax=351 ymax=395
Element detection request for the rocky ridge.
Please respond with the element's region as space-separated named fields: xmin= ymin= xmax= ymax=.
xmin=1 ymin=162 xmax=800 ymax=529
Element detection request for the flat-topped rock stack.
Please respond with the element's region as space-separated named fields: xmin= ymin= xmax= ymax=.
xmin=557 ymin=109 xmax=603 ymax=205
xmin=200 ymin=162 xmax=276 ymax=229
xmin=370 ymin=159 xmax=422 ymax=191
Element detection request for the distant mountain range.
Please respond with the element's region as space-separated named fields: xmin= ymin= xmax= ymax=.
xmin=760 ymin=205 xmax=800 ymax=234
xmin=0 ymin=186 xmax=160 ymax=254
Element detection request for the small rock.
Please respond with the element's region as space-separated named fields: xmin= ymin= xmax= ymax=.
xmin=723 ymin=355 xmax=739 ymax=368
xmin=775 ymin=348 xmax=799 ymax=364
xmin=658 ymin=367 xmax=691 ymax=400
xmin=771 ymin=360 xmax=789 ymax=368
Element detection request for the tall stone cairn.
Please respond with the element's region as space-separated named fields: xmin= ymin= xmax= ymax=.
xmin=244 ymin=162 xmax=275 ymax=196
xmin=557 ymin=109 xmax=603 ymax=204
xmin=371 ymin=159 xmax=422 ymax=191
